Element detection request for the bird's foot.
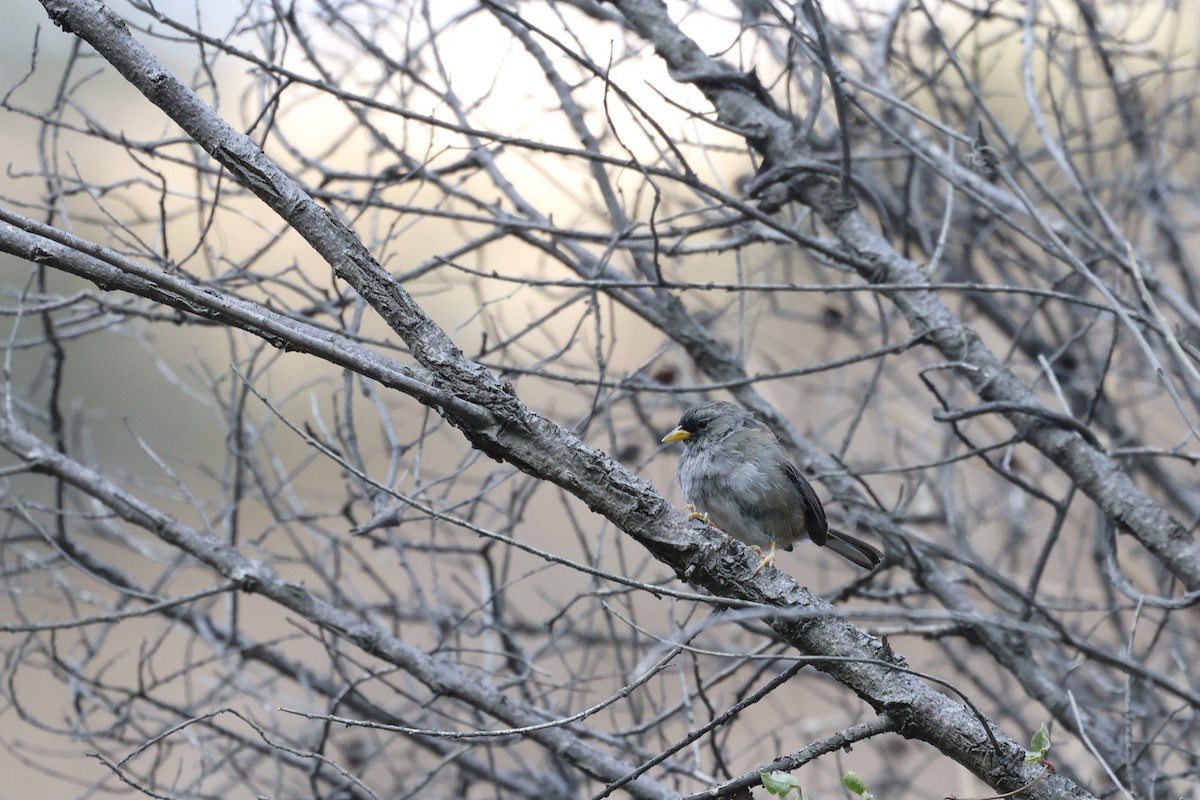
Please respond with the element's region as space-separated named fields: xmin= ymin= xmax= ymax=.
xmin=683 ymin=504 xmax=711 ymax=525
xmin=749 ymin=542 xmax=777 ymax=577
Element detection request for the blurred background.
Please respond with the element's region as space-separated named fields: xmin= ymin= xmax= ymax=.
xmin=2 ymin=0 xmax=1199 ymax=797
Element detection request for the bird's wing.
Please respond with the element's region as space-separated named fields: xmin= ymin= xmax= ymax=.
xmin=783 ymin=462 xmax=828 ymax=546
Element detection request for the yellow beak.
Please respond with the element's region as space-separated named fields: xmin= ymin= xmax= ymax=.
xmin=661 ymin=426 xmax=691 ymax=444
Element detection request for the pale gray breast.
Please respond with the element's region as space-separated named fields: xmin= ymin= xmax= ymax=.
xmin=678 ymin=446 xmax=805 ymax=550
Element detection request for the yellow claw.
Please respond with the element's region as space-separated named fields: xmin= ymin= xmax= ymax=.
xmin=749 ymin=540 xmax=777 ymax=577
xmin=683 ymin=503 xmax=710 ymax=524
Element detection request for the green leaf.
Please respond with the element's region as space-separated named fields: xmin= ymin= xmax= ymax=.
xmin=760 ymin=771 xmax=803 ymax=797
xmin=1025 ymin=723 xmax=1051 ymax=762
xmin=842 ymin=771 xmax=868 ymax=794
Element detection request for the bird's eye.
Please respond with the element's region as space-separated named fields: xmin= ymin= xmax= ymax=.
xmin=695 ymin=420 xmax=707 ymax=431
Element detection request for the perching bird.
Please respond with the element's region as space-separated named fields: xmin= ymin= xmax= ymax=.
xmin=661 ymin=401 xmax=882 ymax=575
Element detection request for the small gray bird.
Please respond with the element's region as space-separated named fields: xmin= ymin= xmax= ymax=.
xmin=661 ymin=401 xmax=882 ymax=574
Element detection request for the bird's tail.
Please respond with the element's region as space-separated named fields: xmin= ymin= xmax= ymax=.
xmin=823 ymin=529 xmax=883 ymax=570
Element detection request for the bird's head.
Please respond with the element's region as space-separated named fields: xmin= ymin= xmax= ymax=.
xmin=661 ymin=401 xmax=751 ymax=450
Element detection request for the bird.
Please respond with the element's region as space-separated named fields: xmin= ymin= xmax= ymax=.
xmin=661 ymin=401 xmax=882 ymax=575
